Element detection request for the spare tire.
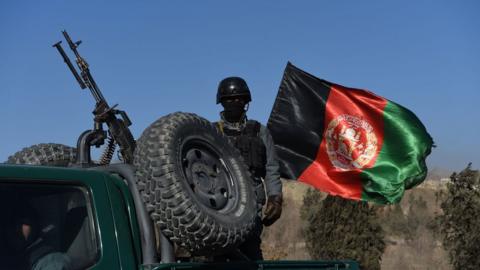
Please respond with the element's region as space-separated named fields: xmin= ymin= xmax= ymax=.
xmin=134 ymin=112 xmax=256 ymax=255
xmin=6 ymin=143 xmax=77 ymax=166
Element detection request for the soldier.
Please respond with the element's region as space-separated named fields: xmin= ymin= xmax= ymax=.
xmin=5 ymin=204 xmax=71 ymax=270
xmin=216 ymin=77 xmax=283 ymax=260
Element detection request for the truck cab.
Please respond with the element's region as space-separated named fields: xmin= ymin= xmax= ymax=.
xmin=0 ymin=164 xmax=358 ymax=270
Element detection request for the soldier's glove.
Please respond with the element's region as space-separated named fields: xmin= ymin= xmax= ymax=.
xmin=262 ymin=194 xmax=283 ymax=227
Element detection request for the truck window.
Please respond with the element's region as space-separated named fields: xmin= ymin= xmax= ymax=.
xmin=0 ymin=182 xmax=99 ymax=270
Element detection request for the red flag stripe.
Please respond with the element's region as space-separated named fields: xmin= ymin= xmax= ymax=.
xmin=298 ymin=85 xmax=387 ymax=200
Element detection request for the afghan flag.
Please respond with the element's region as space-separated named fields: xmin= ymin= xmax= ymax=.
xmin=267 ymin=63 xmax=433 ymax=204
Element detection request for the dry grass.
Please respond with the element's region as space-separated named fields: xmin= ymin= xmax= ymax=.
xmin=262 ymin=180 xmax=313 ymax=260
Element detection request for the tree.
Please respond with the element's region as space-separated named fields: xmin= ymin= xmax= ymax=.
xmin=437 ymin=164 xmax=480 ymax=270
xmin=301 ymin=190 xmax=385 ymax=270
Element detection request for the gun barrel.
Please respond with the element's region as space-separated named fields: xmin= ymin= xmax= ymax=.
xmin=53 ymin=41 xmax=86 ymax=89
xmin=59 ymin=31 xmax=107 ymax=104
xmin=62 ymin=30 xmax=81 ymax=58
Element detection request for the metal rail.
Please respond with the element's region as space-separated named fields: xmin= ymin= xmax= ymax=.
xmin=90 ymin=164 xmax=175 ymax=264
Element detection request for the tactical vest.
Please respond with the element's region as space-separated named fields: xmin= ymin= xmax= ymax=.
xmin=218 ymin=120 xmax=267 ymax=179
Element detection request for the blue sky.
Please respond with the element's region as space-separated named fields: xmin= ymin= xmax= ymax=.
xmin=1 ymin=1 xmax=479 ymax=171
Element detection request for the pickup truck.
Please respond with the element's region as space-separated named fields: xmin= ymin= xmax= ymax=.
xmin=0 ymin=164 xmax=359 ymax=270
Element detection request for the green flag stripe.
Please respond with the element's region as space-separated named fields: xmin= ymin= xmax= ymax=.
xmin=361 ymin=101 xmax=433 ymax=204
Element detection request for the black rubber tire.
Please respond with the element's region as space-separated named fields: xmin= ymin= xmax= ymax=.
xmin=6 ymin=143 xmax=77 ymax=166
xmin=134 ymin=112 xmax=257 ymax=255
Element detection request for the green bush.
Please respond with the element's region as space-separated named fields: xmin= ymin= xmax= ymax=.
xmin=437 ymin=164 xmax=480 ymax=270
xmin=301 ymin=190 xmax=385 ymax=270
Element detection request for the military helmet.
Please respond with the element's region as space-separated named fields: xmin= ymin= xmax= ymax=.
xmin=216 ymin=77 xmax=252 ymax=104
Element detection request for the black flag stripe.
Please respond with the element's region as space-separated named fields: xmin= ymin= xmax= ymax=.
xmin=267 ymin=62 xmax=332 ymax=179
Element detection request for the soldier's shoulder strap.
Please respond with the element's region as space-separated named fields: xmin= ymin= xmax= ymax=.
xmin=244 ymin=120 xmax=261 ymax=136
xmin=214 ymin=121 xmax=224 ymax=134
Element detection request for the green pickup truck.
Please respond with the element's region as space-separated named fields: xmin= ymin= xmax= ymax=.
xmin=0 ymin=164 xmax=358 ymax=270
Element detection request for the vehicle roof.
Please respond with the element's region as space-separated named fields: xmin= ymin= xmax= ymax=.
xmin=0 ymin=164 xmax=111 ymax=182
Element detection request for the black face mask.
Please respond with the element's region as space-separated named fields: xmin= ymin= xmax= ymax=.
xmin=222 ymin=101 xmax=246 ymax=123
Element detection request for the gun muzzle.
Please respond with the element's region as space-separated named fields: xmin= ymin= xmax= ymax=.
xmin=53 ymin=41 xmax=87 ymax=89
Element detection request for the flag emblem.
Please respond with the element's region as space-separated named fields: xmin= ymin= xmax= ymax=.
xmin=326 ymin=114 xmax=378 ymax=170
